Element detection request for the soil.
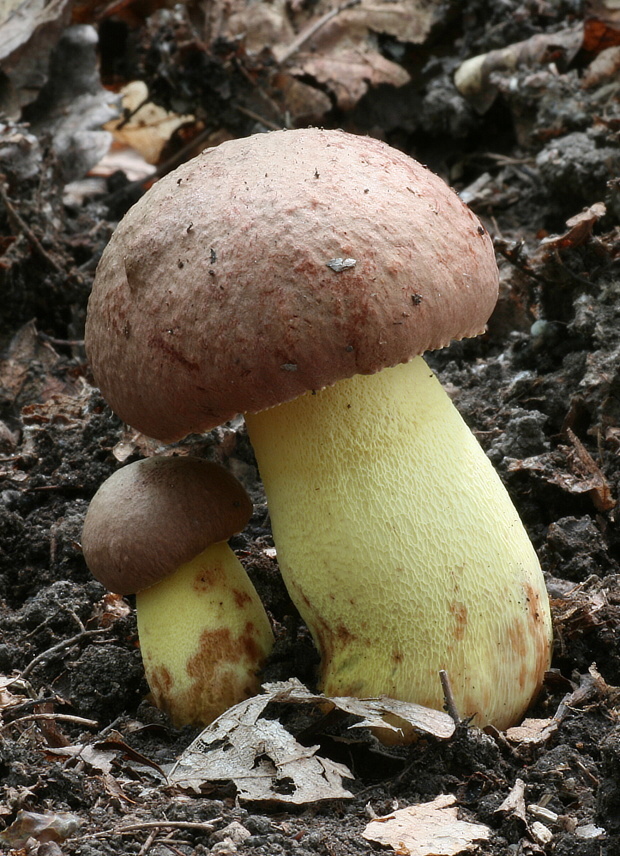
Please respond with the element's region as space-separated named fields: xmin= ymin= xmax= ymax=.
xmin=1 ymin=0 xmax=620 ymax=854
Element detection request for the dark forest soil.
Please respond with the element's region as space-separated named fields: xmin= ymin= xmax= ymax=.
xmin=1 ymin=0 xmax=620 ymax=854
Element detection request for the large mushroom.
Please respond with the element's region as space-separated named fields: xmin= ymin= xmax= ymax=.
xmin=82 ymin=456 xmax=274 ymax=726
xmin=85 ymin=128 xmax=552 ymax=730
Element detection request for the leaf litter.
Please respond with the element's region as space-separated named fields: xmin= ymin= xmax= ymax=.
xmin=168 ymin=680 xmax=455 ymax=804
xmin=1 ymin=0 xmax=620 ymax=854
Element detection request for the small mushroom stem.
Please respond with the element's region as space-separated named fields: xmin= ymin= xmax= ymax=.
xmin=245 ymin=356 xmax=552 ymax=731
xmin=136 ymin=541 xmax=274 ymax=727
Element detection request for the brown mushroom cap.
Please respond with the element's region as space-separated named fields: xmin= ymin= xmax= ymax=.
xmin=85 ymin=128 xmax=499 ymax=442
xmin=82 ymin=457 xmax=252 ymax=595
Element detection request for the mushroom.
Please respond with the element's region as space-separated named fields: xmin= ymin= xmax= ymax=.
xmin=81 ymin=456 xmax=274 ymax=726
xmin=84 ymin=128 xmax=552 ymax=730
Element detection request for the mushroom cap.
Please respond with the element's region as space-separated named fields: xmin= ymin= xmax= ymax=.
xmin=85 ymin=128 xmax=499 ymax=442
xmin=82 ymin=457 xmax=253 ymax=595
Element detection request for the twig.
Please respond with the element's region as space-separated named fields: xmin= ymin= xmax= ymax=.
xmin=234 ymin=104 xmax=283 ymax=131
xmin=116 ymin=821 xmax=222 ymax=833
xmin=275 ymin=0 xmax=362 ymax=64
xmin=12 ymin=628 xmax=109 ymax=683
xmin=26 ymin=483 xmax=87 ymax=494
xmin=0 ymin=713 xmax=99 ymax=733
xmin=137 ymin=828 xmax=158 ymax=856
xmin=72 ymin=819 xmax=223 ymax=841
xmin=3 ymin=695 xmax=62 ymax=715
xmin=439 ymin=670 xmax=461 ymax=724
xmin=0 ymin=179 xmax=65 ymax=275
xmin=37 ymin=331 xmax=85 ymax=349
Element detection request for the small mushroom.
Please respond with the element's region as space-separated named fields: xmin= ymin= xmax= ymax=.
xmin=82 ymin=456 xmax=274 ymax=726
xmin=84 ymin=129 xmax=552 ymax=730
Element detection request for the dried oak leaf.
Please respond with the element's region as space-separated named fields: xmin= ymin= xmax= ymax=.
xmin=363 ymin=794 xmax=491 ymax=856
xmin=269 ymin=72 xmax=332 ymax=123
xmin=538 ymin=202 xmax=606 ymax=250
xmin=168 ymin=680 xmax=455 ymax=804
xmin=0 ymin=320 xmax=66 ymax=409
xmin=226 ymin=0 xmax=295 ymax=53
xmin=225 ymin=0 xmax=439 ymax=111
xmin=0 ymin=810 xmax=81 ymax=848
xmin=104 ymin=80 xmax=194 ymax=165
xmin=584 ymin=0 xmax=620 ymax=52
xmin=168 ymin=691 xmax=354 ymax=804
xmin=504 ymin=716 xmax=562 ymax=746
xmin=285 ymin=0 xmax=436 ymax=109
xmin=290 ymin=48 xmax=409 ymax=110
xmin=286 ymin=0 xmax=441 ymax=51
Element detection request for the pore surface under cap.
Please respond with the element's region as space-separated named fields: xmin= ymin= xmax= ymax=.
xmin=82 ymin=457 xmax=252 ymax=595
xmin=86 ymin=128 xmax=499 ymax=441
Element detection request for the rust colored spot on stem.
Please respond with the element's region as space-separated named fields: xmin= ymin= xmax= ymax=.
xmin=449 ymin=601 xmax=468 ymax=641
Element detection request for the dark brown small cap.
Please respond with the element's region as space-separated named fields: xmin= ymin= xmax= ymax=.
xmin=82 ymin=457 xmax=252 ymax=595
xmin=86 ymin=128 xmax=499 ymax=441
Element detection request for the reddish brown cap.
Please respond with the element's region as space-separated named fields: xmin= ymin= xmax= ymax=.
xmin=85 ymin=129 xmax=499 ymax=442
xmin=82 ymin=457 xmax=252 ymax=595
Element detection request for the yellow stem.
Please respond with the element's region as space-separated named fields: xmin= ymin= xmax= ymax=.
xmin=136 ymin=541 xmax=274 ymax=726
xmin=245 ymin=357 xmax=552 ymax=730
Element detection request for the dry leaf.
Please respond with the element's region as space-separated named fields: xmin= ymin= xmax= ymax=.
xmin=583 ymin=0 xmax=620 ymax=52
xmin=227 ymin=0 xmax=294 ymax=52
xmin=506 ymin=665 xmax=615 ymax=748
xmin=0 ymin=674 xmax=25 ymax=711
xmin=168 ymin=692 xmax=354 ymax=804
xmin=104 ymin=81 xmax=194 ymax=164
xmin=21 ymin=390 xmax=91 ymax=429
xmin=454 ymin=26 xmax=584 ymax=113
xmin=291 ymin=48 xmax=409 ymax=110
xmin=539 ymin=202 xmax=606 ymax=249
xmin=168 ymin=680 xmax=455 ymax=804
xmin=325 ymin=694 xmax=455 ymax=743
xmin=281 ymin=0 xmax=440 ymax=53
xmin=495 ymin=778 xmax=527 ymax=823
xmin=265 ymin=679 xmax=456 ymax=742
xmin=0 ymin=809 xmax=82 ymax=848
xmin=269 ymin=72 xmax=332 ymax=122
xmin=48 ymin=731 xmax=167 ymax=785
xmin=363 ymin=794 xmax=492 ymax=856
xmin=566 ymin=435 xmax=614 ymax=510
xmin=552 ymin=586 xmax=608 ymax=641
xmin=46 ymin=743 xmax=117 ymax=774
xmin=222 ymin=0 xmax=439 ymax=113
xmin=582 ymin=44 xmax=620 ymax=86
xmin=0 ymin=0 xmax=73 ymax=112
xmin=89 ymin=137 xmax=159 ymax=182
xmin=505 ymin=717 xmax=561 ymax=746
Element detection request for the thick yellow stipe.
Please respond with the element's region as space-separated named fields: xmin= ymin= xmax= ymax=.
xmin=245 ymin=357 xmax=552 ymax=730
xmin=136 ymin=541 xmax=274 ymax=726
